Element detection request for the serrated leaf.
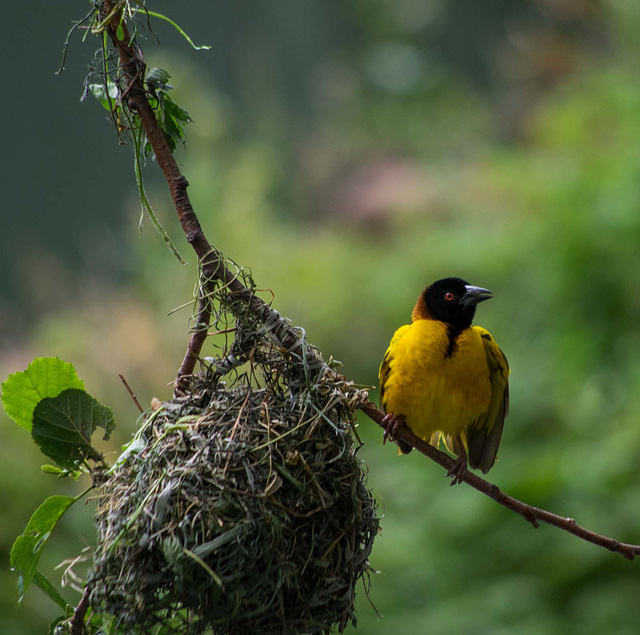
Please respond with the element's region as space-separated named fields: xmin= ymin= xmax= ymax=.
xmin=10 ymin=495 xmax=76 ymax=601
xmin=32 ymin=388 xmax=114 ymax=469
xmin=160 ymin=96 xmax=192 ymax=151
xmin=164 ymin=97 xmax=191 ymax=125
xmin=1 ymin=358 xmax=84 ymax=431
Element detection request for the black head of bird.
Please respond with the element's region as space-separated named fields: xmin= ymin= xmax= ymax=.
xmin=423 ymin=277 xmax=493 ymax=330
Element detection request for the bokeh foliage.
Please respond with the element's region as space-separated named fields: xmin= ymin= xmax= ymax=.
xmin=3 ymin=1 xmax=640 ymax=634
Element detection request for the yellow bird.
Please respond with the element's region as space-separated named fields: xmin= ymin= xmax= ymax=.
xmin=379 ymin=277 xmax=509 ymax=477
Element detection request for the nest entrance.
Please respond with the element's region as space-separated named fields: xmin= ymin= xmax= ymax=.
xmin=89 ymin=271 xmax=379 ymax=634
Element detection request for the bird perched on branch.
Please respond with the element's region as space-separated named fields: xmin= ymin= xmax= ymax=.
xmin=379 ymin=277 xmax=509 ymax=479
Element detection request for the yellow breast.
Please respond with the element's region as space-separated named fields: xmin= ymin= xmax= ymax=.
xmin=380 ymin=320 xmax=492 ymax=442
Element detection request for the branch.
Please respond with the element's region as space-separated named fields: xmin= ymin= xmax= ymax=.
xmin=174 ymin=293 xmax=212 ymax=392
xmin=359 ymin=401 xmax=640 ymax=561
xmin=70 ymin=586 xmax=91 ymax=635
xmin=100 ymin=0 xmax=303 ymax=394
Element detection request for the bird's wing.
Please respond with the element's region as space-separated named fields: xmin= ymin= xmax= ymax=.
xmin=467 ymin=326 xmax=510 ymax=473
xmin=379 ymin=324 xmax=411 ymax=412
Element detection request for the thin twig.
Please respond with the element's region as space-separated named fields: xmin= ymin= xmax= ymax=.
xmin=118 ymin=373 xmax=143 ymax=413
xmin=359 ymin=401 xmax=640 ymax=561
xmin=56 ymin=7 xmax=96 ymax=74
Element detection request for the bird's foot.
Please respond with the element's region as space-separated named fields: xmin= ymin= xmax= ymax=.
xmin=446 ymin=444 xmax=469 ymax=486
xmin=381 ymin=413 xmax=414 ymax=453
xmin=381 ymin=413 xmax=405 ymax=444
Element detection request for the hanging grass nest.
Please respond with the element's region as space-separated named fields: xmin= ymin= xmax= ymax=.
xmin=88 ymin=270 xmax=379 ymax=635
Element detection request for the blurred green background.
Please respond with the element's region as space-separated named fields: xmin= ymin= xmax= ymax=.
xmin=3 ymin=1 xmax=640 ymax=633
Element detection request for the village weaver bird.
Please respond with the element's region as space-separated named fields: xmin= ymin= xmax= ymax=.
xmin=379 ymin=277 xmax=509 ymax=479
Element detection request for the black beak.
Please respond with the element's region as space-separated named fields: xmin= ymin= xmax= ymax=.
xmin=460 ymin=285 xmax=493 ymax=309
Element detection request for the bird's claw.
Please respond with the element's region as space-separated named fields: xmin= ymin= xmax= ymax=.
xmin=381 ymin=413 xmax=405 ymax=444
xmin=446 ymin=454 xmax=468 ymax=486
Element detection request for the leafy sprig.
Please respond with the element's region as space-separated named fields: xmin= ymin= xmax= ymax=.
xmin=2 ymin=358 xmax=116 ymax=616
xmin=78 ymin=2 xmax=209 ymax=265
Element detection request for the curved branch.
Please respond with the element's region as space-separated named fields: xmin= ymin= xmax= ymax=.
xmin=360 ymin=401 xmax=640 ymax=561
xmin=100 ymin=1 xmax=301 ymax=393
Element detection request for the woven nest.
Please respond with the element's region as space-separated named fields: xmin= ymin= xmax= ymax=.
xmin=88 ymin=271 xmax=379 ymax=635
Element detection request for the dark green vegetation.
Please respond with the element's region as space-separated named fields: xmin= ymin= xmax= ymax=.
xmin=3 ymin=1 xmax=640 ymax=634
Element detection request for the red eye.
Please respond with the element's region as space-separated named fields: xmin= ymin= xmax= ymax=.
xmin=444 ymin=292 xmax=455 ymax=301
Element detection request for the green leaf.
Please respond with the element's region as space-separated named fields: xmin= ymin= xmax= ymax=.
xmin=32 ymin=388 xmax=115 ymax=469
xmin=164 ymin=97 xmax=192 ymax=141
xmin=41 ymin=465 xmax=81 ymax=480
xmin=2 ymin=358 xmax=84 ymax=431
xmin=164 ymin=96 xmax=191 ymax=124
xmin=10 ymin=495 xmax=76 ymax=601
xmin=146 ymin=67 xmax=172 ymax=87
xmin=88 ymin=81 xmax=119 ymax=111
xmin=154 ymin=92 xmax=192 ymax=153
xmin=33 ymin=570 xmax=71 ymax=613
